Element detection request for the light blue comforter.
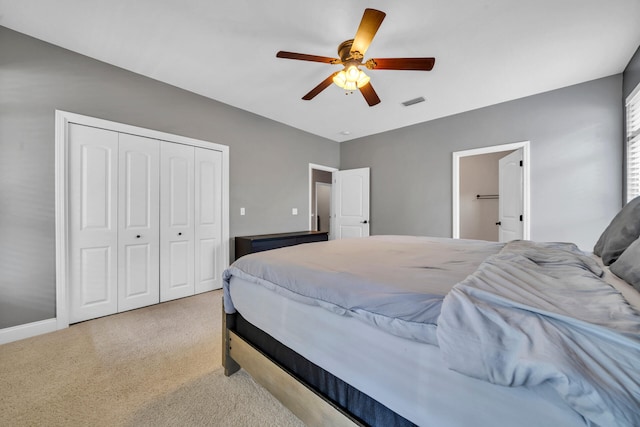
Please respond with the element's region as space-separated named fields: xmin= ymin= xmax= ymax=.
xmin=437 ymin=241 xmax=640 ymax=427
xmin=224 ymin=235 xmax=502 ymax=345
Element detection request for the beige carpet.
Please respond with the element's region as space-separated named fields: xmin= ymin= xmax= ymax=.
xmin=0 ymin=290 xmax=304 ymax=427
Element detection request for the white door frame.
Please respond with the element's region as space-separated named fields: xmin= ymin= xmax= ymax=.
xmin=55 ymin=110 xmax=230 ymax=331
xmin=308 ymin=163 xmax=338 ymax=231
xmin=452 ymin=141 xmax=530 ymax=240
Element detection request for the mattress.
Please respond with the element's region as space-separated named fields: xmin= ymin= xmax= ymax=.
xmin=225 ymin=238 xmax=640 ymax=426
xmin=228 ymin=275 xmax=587 ymax=427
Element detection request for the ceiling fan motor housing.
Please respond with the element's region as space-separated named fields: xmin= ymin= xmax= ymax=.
xmin=338 ymin=39 xmax=360 ymax=62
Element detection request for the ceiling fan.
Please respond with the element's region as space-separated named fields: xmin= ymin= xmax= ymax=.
xmin=276 ymin=8 xmax=435 ymax=107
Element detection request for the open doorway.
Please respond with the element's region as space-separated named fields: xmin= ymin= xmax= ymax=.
xmin=315 ymin=182 xmax=331 ymax=233
xmin=459 ymin=151 xmax=513 ymax=241
xmin=309 ymin=163 xmax=338 ymax=236
xmin=452 ymin=141 xmax=530 ymax=241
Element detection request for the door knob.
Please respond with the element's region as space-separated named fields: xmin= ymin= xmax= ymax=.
xmin=178 ymin=232 xmax=182 ymax=236
xmin=136 ymin=235 xmax=141 ymax=238
xmin=361 ymin=220 xmax=368 ymax=224
xmin=495 ymin=221 xmax=501 ymax=226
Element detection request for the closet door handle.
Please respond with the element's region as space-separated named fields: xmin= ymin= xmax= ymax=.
xmin=136 ymin=235 xmax=141 ymax=238
xmin=178 ymin=232 xmax=182 ymax=236
xmin=495 ymin=222 xmax=501 ymax=226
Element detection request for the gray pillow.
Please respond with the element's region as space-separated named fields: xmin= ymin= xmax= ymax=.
xmin=593 ymin=196 xmax=640 ymax=265
xmin=610 ymin=237 xmax=640 ymax=291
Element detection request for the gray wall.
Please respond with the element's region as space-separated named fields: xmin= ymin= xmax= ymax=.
xmin=340 ymin=76 xmax=624 ymax=250
xmin=0 ymin=27 xmax=339 ymax=329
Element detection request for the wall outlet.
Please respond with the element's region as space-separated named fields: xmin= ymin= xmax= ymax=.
xmin=292 ymin=208 xmax=298 ymax=215
xmin=240 ymin=207 xmax=245 ymax=216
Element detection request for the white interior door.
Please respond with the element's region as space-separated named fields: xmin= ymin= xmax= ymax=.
xmin=498 ymin=149 xmax=524 ymax=242
xmin=69 ymin=124 xmax=119 ymax=323
xmin=332 ymin=168 xmax=370 ymax=239
xmin=117 ymin=133 xmax=160 ymax=312
xmin=194 ymin=147 xmax=223 ymax=293
xmin=160 ymin=142 xmax=195 ymax=302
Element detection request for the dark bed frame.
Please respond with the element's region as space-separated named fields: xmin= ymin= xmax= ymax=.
xmin=222 ymin=301 xmax=416 ymax=427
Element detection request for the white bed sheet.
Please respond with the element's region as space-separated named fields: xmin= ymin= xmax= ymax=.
xmin=229 ymin=276 xmax=587 ymax=427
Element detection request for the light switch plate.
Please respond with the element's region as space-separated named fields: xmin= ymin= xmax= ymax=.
xmin=292 ymin=208 xmax=298 ymax=215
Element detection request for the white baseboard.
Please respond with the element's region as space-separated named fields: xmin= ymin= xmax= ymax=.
xmin=0 ymin=318 xmax=60 ymax=345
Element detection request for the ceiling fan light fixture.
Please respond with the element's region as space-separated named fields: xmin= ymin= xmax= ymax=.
xmin=346 ymin=65 xmax=360 ymax=82
xmin=332 ymin=70 xmax=348 ymax=88
xmin=333 ymin=67 xmax=370 ymax=90
xmin=356 ymin=70 xmax=370 ymax=88
xmin=333 ymin=69 xmax=358 ymax=91
xmin=343 ymin=80 xmax=358 ymax=91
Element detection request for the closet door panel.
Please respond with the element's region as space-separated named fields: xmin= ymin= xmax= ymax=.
xmin=195 ymin=148 xmax=223 ymax=292
xmin=160 ymin=142 xmax=195 ymax=301
xmin=69 ymin=124 xmax=119 ymax=323
xmin=117 ymin=133 xmax=160 ymax=312
xmin=79 ymin=247 xmax=112 ymax=305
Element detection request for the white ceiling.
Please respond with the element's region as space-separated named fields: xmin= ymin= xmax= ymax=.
xmin=1 ymin=0 xmax=639 ymax=142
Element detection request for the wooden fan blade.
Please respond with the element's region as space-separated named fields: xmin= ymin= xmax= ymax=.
xmin=350 ymin=9 xmax=386 ymax=58
xmin=359 ymin=82 xmax=381 ymax=106
xmin=302 ymin=72 xmax=339 ymax=100
xmin=368 ymin=57 xmax=436 ymax=71
xmin=276 ymin=51 xmax=339 ymax=64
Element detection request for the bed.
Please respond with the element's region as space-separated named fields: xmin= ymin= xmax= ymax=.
xmin=222 ymin=199 xmax=640 ymax=427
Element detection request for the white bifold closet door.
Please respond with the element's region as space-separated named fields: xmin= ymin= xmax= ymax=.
xmin=69 ymin=123 xmax=223 ymax=322
xmin=160 ymin=144 xmax=222 ymax=301
xmin=69 ymin=126 xmax=161 ymax=323
xmin=194 ymin=147 xmax=223 ymax=293
xmin=117 ymin=133 xmax=160 ymax=312
xmin=160 ymin=142 xmax=195 ymax=302
xmin=69 ymin=124 xmax=120 ymax=323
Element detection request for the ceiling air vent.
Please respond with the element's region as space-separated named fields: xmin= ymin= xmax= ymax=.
xmin=402 ymin=96 xmax=425 ymax=107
